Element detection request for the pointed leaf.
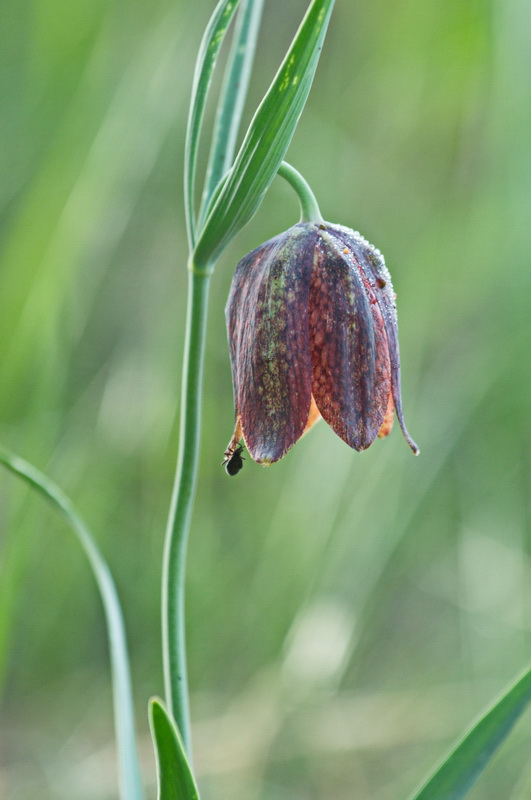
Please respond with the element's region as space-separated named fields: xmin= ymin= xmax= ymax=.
xmin=194 ymin=0 xmax=335 ymax=267
xmin=410 ymin=666 xmax=531 ymax=800
xmin=199 ymin=0 xmax=265 ymax=224
xmin=149 ymin=698 xmax=200 ymax=800
xmin=185 ymin=0 xmax=242 ymax=248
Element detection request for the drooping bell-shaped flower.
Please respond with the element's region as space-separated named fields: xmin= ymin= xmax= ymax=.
xmin=224 ymin=222 xmax=419 ymax=466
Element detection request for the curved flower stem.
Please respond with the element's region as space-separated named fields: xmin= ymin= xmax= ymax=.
xmin=162 ymin=265 xmax=211 ymax=756
xmin=278 ymin=161 xmax=323 ymax=224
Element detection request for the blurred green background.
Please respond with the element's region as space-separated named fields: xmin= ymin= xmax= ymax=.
xmin=1 ymin=0 xmax=530 ymax=798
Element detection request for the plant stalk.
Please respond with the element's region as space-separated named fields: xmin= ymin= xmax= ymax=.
xmin=162 ymin=264 xmax=211 ymax=756
xmin=278 ymin=161 xmax=323 ymax=224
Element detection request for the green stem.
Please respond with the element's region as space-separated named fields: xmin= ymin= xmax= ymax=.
xmin=277 ymin=161 xmax=323 ymax=224
xmin=162 ymin=265 xmax=211 ymax=756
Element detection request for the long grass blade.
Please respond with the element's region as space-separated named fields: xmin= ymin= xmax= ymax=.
xmin=0 ymin=446 xmax=144 ymax=800
xmin=184 ymin=0 xmax=242 ymax=249
xmin=193 ymin=0 xmax=335 ymax=268
xmin=409 ymin=666 xmax=531 ymax=800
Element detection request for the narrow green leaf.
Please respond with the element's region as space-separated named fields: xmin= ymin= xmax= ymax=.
xmin=184 ymin=0 xmax=242 ymax=249
xmin=193 ymin=0 xmax=335 ymax=268
xmin=0 ymin=447 xmax=144 ymax=800
xmin=410 ymin=667 xmax=531 ymax=800
xmin=199 ymin=0 xmax=265 ymax=226
xmin=149 ymin=698 xmax=200 ymax=800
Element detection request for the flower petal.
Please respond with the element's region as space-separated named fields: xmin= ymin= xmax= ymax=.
xmin=330 ymin=225 xmax=419 ymax=455
xmin=225 ymin=224 xmax=318 ymax=463
xmin=309 ymin=229 xmax=391 ymax=451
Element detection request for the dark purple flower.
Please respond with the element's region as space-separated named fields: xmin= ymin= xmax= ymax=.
xmin=224 ymin=222 xmax=418 ymax=465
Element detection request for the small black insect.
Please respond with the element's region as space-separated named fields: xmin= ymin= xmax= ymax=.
xmin=223 ymin=444 xmax=245 ymax=476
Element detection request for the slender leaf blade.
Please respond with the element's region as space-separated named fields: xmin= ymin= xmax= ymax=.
xmin=193 ymin=0 xmax=335 ymax=267
xmin=199 ymin=0 xmax=265 ymax=225
xmin=410 ymin=667 xmax=531 ymax=800
xmin=0 ymin=446 xmax=144 ymax=800
xmin=149 ymin=698 xmax=200 ymax=800
xmin=185 ymin=0 xmax=242 ymax=249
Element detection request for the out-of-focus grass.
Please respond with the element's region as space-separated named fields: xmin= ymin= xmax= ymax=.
xmin=0 ymin=0 xmax=530 ymax=798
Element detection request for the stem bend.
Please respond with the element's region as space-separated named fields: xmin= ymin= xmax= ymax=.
xmin=278 ymin=161 xmax=323 ymax=224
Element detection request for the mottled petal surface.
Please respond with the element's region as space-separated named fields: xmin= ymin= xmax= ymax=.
xmin=329 ymin=224 xmax=419 ymax=455
xmin=309 ymin=229 xmax=391 ymax=451
xmin=226 ymin=224 xmax=318 ymax=463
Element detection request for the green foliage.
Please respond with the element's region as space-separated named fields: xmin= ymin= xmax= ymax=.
xmin=411 ymin=668 xmax=531 ymax=800
xmin=192 ymin=0 xmax=335 ymax=267
xmin=185 ymin=0 xmax=242 ymax=249
xmin=0 ymin=448 xmax=143 ymax=800
xmin=149 ymin=698 xmax=200 ymax=800
xmin=199 ymin=0 xmax=265 ymax=222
